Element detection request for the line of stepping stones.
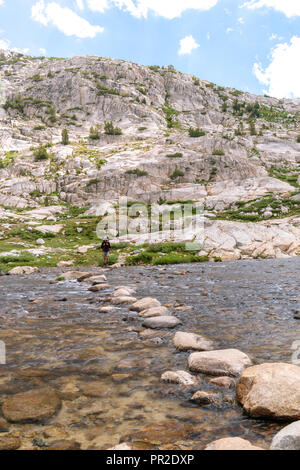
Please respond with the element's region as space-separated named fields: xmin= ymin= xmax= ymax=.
xmin=66 ymin=270 xmax=300 ymax=450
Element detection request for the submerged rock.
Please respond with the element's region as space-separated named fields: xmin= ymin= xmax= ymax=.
xmin=208 ymin=376 xmax=236 ymax=389
xmin=191 ymin=391 xmax=218 ymax=406
xmin=161 ymin=370 xmax=199 ymax=387
xmin=142 ymin=316 xmax=182 ymax=329
xmin=2 ymin=388 xmax=61 ymax=423
xmin=60 ymin=271 xmax=90 ymax=281
xmin=88 ymin=283 xmax=110 ymax=292
xmin=0 ymin=435 xmax=21 ymax=450
xmin=188 ymin=349 xmax=252 ymax=377
xmin=236 ymin=363 xmax=300 ymax=421
xmin=270 ymin=421 xmax=300 ymax=450
xmin=205 ymin=437 xmax=264 ymax=451
xmin=121 ymin=420 xmax=194 ymax=445
xmin=173 ymin=331 xmax=213 ymax=352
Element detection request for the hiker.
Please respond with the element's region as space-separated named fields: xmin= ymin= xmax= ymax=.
xmin=101 ymin=236 xmax=111 ymax=267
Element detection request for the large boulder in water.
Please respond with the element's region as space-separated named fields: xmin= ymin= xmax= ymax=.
xmin=205 ymin=437 xmax=264 ymax=451
xmin=270 ymin=421 xmax=300 ymax=450
xmin=236 ymin=363 xmax=300 ymax=421
xmin=188 ymin=349 xmax=252 ymax=377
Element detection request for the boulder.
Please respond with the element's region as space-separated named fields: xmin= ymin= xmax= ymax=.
xmin=205 ymin=437 xmax=264 ymax=451
xmin=139 ymin=307 xmax=169 ymax=318
xmin=88 ymin=284 xmax=110 ymax=292
xmin=130 ymin=298 xmax=161 ymax=312
xmin=142 ymin=316 xmax=182 ymax=329
xmin=173 ymin=332 xmax=213 ymax=352
xmin=9 ymin=266 xmax=39 ymax=275
xmin=160 ymin=370 xmax=199 ymax=387
xmin=270 ymin=421 xmax=300 ymax=450
xmin=99 ymin=306 xmax=115 ymax=313
xmin=2 ymin=388 xmax=61 ymax=423
xmin=188 ymin=349 xmax=252 ymax=377
xmin=86 ymin=275 xmax=107 ymax=284
xmin=113 ymin=288 xmax=133 ymax=297
xmin=60 ymin=271 xmax=90 ymax=281
xmin=236 ymin=363 xmax=300 ymax=421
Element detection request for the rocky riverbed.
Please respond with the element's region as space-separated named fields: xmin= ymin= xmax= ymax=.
xmin=0 ymin=258 xmax=299 ymax=450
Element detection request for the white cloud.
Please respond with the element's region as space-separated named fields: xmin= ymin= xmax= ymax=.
xmin=226 ymin=27 xmax=234 ymax=33
xmin=242 ymin=0 xmax=300 ymax=18
xmin=238 ymin=17 xmax=244 ymax=23
xmin=87 ymin=0 xmax=109 ymax=12
xmin=178 ymin=35 xmax=200 ymax=55
xmin=75 ymin=0 xmax=85 ymax=9
xmin=31 ymin=1 xmax=104 ymax=38
xmin=0 ymin=38 xmax=9 ymax=50
xmin=253 ymin=36 xmax=300 ymax=98
xmin=39 ymin=47 xmax=47 ymax=55
xmin=0 ymin=0 xmax=4 ymax=5
xmin=83 ymin=0 xmax=218 ymax=19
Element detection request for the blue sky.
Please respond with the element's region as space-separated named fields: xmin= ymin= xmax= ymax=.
xmin=1 ymin=0 xmax=300 ymax=98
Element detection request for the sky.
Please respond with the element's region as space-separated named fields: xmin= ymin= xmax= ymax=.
xmin=0 ymin=0 xmax=300 ymax=98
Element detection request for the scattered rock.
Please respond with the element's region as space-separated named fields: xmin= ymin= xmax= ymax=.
xmin=205 ymin=437 xmax=264 ymax=451
xmin=191 ymin=391 xmax=217 ymax=405
xmin=173 ymin=331 xmax=213 ymax=352
xmin=188 ymin=349 xmax=252 ymax=377
xmin=60 ymin=271 xmax=90 ymax=281
xmin=161 ymin=370 xmax=199 ymax=387
xmin=36 ymin=238 xmax=45 ymax=245
xmin=236 ymin=363 xmax=300 ymax=421
xmin=108 ymin=443 xmax=133 ymax=450
xmin=208 ymin=377 xmax=236 ymax=389
xmin=46 ymin=440 xmax=81 ymax=450
xmin=130 ymin=298 xmax=161 ymax=312
xmin=270 ymin=421 xmax=300 ymax=450
xmin=88 ymin=284 xmax=110 ymax=292
xmin=57 ymin=260 xmax=75 ymax=268
xmin=121 ymin=420 xmax=194 ymax=445
xmin=0 ymin=435 xmax=21 ymax=450
xmin=112 ymin=288 xmax=133 ymax=297
xmin=9 ymin=266 xmax=39 ymax=275
xmin=139 ymin=306 xmax=169 ymax=318
xmin=142 ymin=316 xmax=182 ymax=329
xmin=293 ymin=311 xmax=300 ymax=320
xmin=2 ymin=388 xmax=61 ymax=423
xmin=111 ymin=374 xmax=132 ymax=383
xmin=80 ymin=382 xmax=108 ymax=398
xmin=86 ymin=275 xmax=107 ymax=284
xmin=99 ymin=306 xmax=115 ymax=313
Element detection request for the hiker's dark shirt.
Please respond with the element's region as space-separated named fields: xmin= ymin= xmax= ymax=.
xmin=101 ymin=241 xmax=111 ymax=253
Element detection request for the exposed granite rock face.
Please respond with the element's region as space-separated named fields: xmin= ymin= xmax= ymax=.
xmin=0 ymin=50 xmax=299 ymax=262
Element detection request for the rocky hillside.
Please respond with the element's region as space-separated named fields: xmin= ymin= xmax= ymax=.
xmin=0 ymin=49 xmax=299 ymax=270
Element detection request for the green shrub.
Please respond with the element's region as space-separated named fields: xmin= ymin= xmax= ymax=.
xmin=170 ymin=166 xmax=184 ymax=180
xmin=126 ymin=168 xmax=148 ymax=177
xmin=104 ymin=121 xmax=122 ymax=135
xmin=125 ymin=252 xmax=153 ymax=265
xmin=212 ymin=149 xmax=225 ymax=156
xmin=297 ymin=135 xmax=300 ymax=143
xmin=33 ymin=145 xmax=49 ymax=161
xmin=188 ymin=128 xmax=206 ymax=138
xmin=166 ymin=152 xmax=183 ymax=158
xmin=61 ymin=129 xmax=69 ymax=145
xmin=89 ymin=126 xmax=100 ymax=140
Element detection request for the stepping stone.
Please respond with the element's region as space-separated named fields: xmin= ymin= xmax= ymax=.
xmin=88 ymin=284 xmax=110 ymax=292
xmin=139 ymin=307 xmax=169 ymax=318
xmin=173 ymin=331 xmax=213 ymax=352
xmin=111 ymin=296 xmax=137 ymax=305
xmin=188 ymin=349 xmax=252 ymax=377
xmin=60 ymin=271 xmax=90 ymax=281
xmin=99 ymin=306 xmax=115 ymax=313
xmin=142 ymin=316 xmax=182 ymax=329
xmin=130 ymin=298 xmax=161 ymax=312
xmin=191 ymin=391 xmax=218 ymax=405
